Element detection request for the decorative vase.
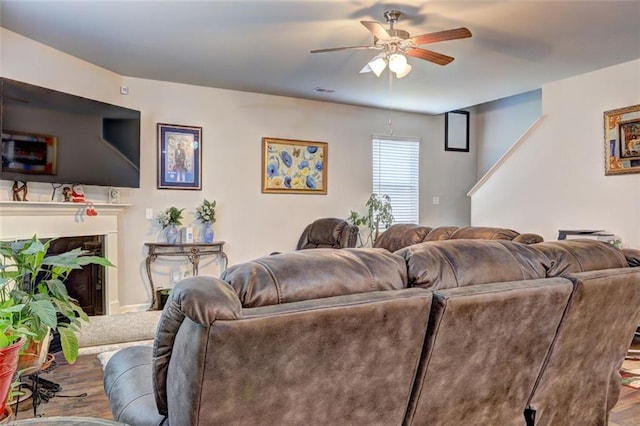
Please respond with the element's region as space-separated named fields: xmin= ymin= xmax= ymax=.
xmin=165 ymin=223 xmax=178 ymax=244
xmin=203 ymin=223 xmax=214 ymax=243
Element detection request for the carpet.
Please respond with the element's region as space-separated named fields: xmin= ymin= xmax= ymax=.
xmin=622 ymin=358 xmax=640 ymax=389
xmin=78 ymin=310 xmax=161 ymax=355
xmin=97 ymin=340 xmax=154 ymax=370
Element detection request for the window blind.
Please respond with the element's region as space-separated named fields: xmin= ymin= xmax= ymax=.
xmin=372 ymin=136 xmax=420 ymax=225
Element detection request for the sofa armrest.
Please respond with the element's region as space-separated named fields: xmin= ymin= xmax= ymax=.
xmin=153 ymin=276 xmax=242 ymax=415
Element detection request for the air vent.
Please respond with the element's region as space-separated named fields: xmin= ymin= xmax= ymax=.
xmin=313 ymin=87 xmax=335 ymax=94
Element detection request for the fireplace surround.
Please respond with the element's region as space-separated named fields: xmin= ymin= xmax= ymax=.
xmin=0 ymin=201 xmax=129 ymax=314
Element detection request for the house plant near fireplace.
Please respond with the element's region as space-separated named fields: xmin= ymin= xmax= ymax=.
xmin=0 ymin=298 xmax=32 ymax=420
xmin=0 ymin=235 xmax=113 ymax=366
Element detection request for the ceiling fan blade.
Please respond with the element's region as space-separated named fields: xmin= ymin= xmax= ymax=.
xmin=310 ymin=45 xmax=379 ymax=54
xmin=360 ymin=21 xmax=391 ymax=41
xmin=405 ymin=48 xmax=455 ymax=66
xmin=410 ymin=27 xmax=472 ymax=45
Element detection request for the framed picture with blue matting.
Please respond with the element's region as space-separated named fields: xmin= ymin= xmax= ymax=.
xmin=157 ymin=123 xmax=202 ymax=190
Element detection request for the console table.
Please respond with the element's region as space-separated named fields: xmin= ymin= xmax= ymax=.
xmin=144 ymin=242 xmax=228 ymax=310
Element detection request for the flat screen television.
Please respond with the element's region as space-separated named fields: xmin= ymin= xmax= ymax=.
xmin=0 ymin=78 xmax=141 ymax=188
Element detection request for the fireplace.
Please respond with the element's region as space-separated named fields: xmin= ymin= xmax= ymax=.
xmin=0 ymin=201 xmax=128 ymax=314
xmin=47 ymin=235 xmax=106 ymax=316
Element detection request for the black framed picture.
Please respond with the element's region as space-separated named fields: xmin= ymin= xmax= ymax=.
xmin=445 ymin=110 xmax=470 ymax=152
xmin=157 ymin=123 xmax=202 ymax=190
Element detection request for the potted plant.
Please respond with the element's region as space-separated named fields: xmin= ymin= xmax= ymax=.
xmin=158 ymin=207 xmax=184 ymax=244
xmin=196 ymin=199 xmax=217 ymax=243
xmin=0 ymin=298 xmax=32 ymax=418
xmin=0 ymin=236 xmax=113 ymax=365
xmin=348 ymin=193 xmax=394 ymax=247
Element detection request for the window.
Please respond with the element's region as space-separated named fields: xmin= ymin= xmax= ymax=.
xmin=372 ymin=136 xmax=420 ymax=224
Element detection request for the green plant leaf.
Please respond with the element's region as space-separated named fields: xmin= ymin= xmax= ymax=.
xmin=75 ymin=256 xmax=114 ymax=268
xmin=59 ymin=326 xmax=79 ymax=364
xmin=29 ymin=299 xmax=57 ymax=329
xmin=0 ymin=333 xmax=8 ymax=348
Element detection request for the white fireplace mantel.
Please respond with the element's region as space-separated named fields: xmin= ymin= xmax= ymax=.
xmin=0 ymin=201 xmax=130 ymax=314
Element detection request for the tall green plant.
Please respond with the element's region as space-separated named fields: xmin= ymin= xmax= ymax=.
xmin=0 ymin=236 xmax=113 ymax=364
xmin=348 ymin=193 xmax=394 ymax=247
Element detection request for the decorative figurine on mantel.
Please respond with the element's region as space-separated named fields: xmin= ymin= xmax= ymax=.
xmin=12 ymin=180 xmax=28 ymax=201
xmin=71 ymin=184 xmax=86 ymax=203
xmin=62 ymin=186 xmax=72 ymax=202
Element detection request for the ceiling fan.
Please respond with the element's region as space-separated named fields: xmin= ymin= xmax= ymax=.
xmin=310 ymin=10 xmax=472 ymax=78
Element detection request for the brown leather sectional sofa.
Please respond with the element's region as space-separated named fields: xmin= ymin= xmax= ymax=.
xmin=373 ymin=224 xmax=544 ymax=252
xmin=104 ymin=239 xmax=640 ymax=426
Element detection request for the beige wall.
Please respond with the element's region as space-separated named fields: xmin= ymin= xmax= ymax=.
xmin=471 ymin=59 xmax=640 ymax=246
xmin=475 ymin=90 xmax=542 ymax=179
xmin=0 ymin=29 xmax=477 ymax=311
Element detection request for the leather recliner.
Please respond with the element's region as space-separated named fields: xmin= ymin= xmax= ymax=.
xmin=296 ymin=217 xmax=358 ymax=250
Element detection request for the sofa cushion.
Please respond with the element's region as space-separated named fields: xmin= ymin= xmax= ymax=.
xmin=449 ymin=226 xmax=520 ymax=241
xmin=423 ymin=226 xmax=459 ymax=241
xmin=373 ymin=223 xmax=432 ymax=252
xmin=103 ymin=345 xmax=166 ymax=425
xmin=222 ymin=248 xmax=408 ymax=307
xmin=532 ymin=239 xmax=628 ymax=276
xmin=526 ymin=268 xmax=640 ymax=424
xmin=396 ymin=240 xmax=550 ymax=289
xmin=513 ymin=233 xmax=545 ymax=244
xmin=405 ymin=278 xmax=573 ymax=425
xmin=198 ymin=288 xmax=431 ymax=425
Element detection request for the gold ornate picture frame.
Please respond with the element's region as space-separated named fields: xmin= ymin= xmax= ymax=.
xmin=604 ymin=104 xmax=640 ymax=175
xmin=261 ymin=137 xmax=327 ymax=194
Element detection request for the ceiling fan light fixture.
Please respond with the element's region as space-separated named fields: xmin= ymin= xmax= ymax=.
xmin=369 ymin=56 xmax=388 ymax=77
xmin=388 ymin=53 xmax=408 ymax=73
xmin=395 ymin=63 xmax=412 ymax=79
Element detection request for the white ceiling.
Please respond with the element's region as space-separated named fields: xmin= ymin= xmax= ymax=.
xmin=1 ymin=1 xmax=639 ymax=115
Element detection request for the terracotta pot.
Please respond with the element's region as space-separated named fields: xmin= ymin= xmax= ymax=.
xmin=0 ymin=338 xmax=25 ymax=409
xmin=17 ymin=330 xmax=52 ymax=372
xmin=0 ymin=405 xmax=12 ymax=424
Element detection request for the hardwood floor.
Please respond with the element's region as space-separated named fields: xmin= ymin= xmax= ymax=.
xmin=7 ymin=351 xmax=640 ymax=424
xmin=11 ymin=352 xmax=112 ymax=421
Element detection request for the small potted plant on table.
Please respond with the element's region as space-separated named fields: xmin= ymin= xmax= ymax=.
xmin=158 ymin=207 xmax=184 ymax=244
xmin=196 ymin=199 xmax=217 ymax=243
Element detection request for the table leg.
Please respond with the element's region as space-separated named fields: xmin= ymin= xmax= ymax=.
xmin=145 ymin=254 xmax=158 ymax=310
xmin=220 ymin=252 xmax=228 ymax=273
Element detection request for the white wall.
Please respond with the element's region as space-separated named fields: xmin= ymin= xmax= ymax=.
xmin=0 ymin=29 xmax=477 ymax=310
xmin=475 ymin=90 xmax=542 ymax=178
xmin=471 ymin=59 xmax=640 ymax=246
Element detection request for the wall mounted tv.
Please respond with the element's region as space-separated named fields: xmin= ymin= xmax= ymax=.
xmin=0 ymin=78 xmax=141 ymax=188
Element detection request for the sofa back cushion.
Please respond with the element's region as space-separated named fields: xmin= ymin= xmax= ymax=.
xmin=448 ymin=226 xmax=520 ymax=241
xmin=373 ymin=223 xmax=432 ymax=252
xmin=404 ymin=278 xmax=573 ymax=425
xmin=396 ymin=240 xmax=550 ymax=290
xmin=222 ymin=248 xmax=408 ymax=307
xmin=526 ymin=268 xmax=640 ymax=425
xmin=169 ymin=288 xmax=433 ymax=425
xmin=423 ymin=226 xmax=459 ymax=241
xmin=532 ymin=239 xmax=628 ymax=276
